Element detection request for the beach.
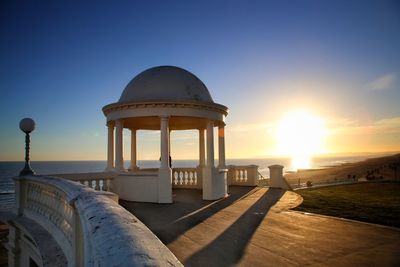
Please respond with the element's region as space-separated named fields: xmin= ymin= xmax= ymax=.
xmin=285 ymin=153 xmax=400 ymax=188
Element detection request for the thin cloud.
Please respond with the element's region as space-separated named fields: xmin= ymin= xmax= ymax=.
xmin=367 ymin=72 xmax=397 ymax=91
xmin=330 ymin=116 xmax=400 ymax=136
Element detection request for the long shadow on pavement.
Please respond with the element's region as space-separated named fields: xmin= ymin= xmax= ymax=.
xmin=185 ymin=188 xmax=285 ymax=267
xmin=120 ymin=186 xmax=262 ymax=245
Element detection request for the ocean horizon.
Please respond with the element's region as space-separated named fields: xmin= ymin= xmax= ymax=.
xmin=0 ymin=154 xmax=384 ymax=190
xmin=0 ymin=153 xmax=397 ymax=211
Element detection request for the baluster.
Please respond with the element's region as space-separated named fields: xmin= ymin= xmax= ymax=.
xmin=184 ymin=171 xmax=188 ymax=185
xmin=59 ymin=201 xmax=67 ymax=227
xmin=90 ymin=179 xmax=95 ymax=190
xmin=34 ymin=184 xmax=40 ymax=210
xmin=27 ymin=184 xmax=32 ymax=209
xmin=65 ymin=207 xmax=73 ymax=233
xmin=39 ymin=188 xmax=45 ymax=215
xmin=194 ymin=172 xmax=197 ymax=185
xmin=44 ymin=190 xmax=50 ymax=216
xmin=55 ymin=194 xmax=62 ymax=221
xmin=47 ymin=191 xmax=54 ymax=219
xmin=102 ymin=179 xmax=109 ymax=191
xmin=50 ymin=191 xmax=57 ymax=214
xmin=189 ymin=171 xmax=193 ymax=185
xmin=37 ymin=186 xmax=42 ymax=211
xmin=40 ymin=187 xmax=46 ymax=215
xmin=32 ymin=185 xmax=38 ymax=211
xmin=50 ymin=193 xmax=57 ymax=222
xmin=174 ymin=171 xmax=178 ymax=185
xmin=99 ymin=179 xmax=104 ymax=191
xmin=179 ymin=171 xmax=183 ymax=185
xmin=94 ymin=179 xmax=100 ymax=191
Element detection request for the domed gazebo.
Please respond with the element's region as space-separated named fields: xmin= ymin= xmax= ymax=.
xmin=102 ymin=66 xmax=229 ymax=203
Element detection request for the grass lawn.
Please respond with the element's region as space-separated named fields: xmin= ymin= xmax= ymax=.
xmin=294 ymin=181 xmax=400 ymax=228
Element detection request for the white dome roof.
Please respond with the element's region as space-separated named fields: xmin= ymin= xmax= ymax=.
xmin=119 ymin=66 xmax=214 ymax=103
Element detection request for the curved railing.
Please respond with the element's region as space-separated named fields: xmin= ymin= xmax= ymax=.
xmin=13 ymin=175 xmax=182 ymax=266
xmin=50 ymin=172 xmax=116 ymax=192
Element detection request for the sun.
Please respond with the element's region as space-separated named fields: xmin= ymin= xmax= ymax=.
xmin=276 ymin=110 xmax=327 ymax=170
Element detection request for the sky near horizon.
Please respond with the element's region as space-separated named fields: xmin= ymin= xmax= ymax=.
xmin=0 ymin=0 xmax=400 ymax=161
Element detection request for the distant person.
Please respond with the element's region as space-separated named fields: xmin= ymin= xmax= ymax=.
xmin=159 ymin=155 xmax=172 ymax=168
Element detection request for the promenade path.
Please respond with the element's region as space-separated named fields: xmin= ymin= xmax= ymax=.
xmin=121 ymin=186 xmax=400 ymax=267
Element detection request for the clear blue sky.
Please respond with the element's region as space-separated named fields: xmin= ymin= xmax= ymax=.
xmin=1 ymin=0 xmax=399 ymax=160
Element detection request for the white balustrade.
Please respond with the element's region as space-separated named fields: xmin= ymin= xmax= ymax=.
xmin=227 ymin=165 xmax=259 ymax=186
xmin=25 ymin=181 xmax=74 ymax=253
xmin=52 ymin=172 xmax=115 ymax=192
xmin=172 ymin=168 xmax=199 ymax=188
xmin=12 ymin=175 xmax=182 ymax=267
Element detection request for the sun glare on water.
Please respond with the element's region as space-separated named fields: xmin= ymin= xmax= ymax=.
xmin=276 ymin=110 xmax=327 ymax=170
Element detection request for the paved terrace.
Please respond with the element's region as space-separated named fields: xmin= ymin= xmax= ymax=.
xmin=121 ymin=186 xmax=400 ymax=266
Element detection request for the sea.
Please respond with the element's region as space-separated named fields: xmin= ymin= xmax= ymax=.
xmin=0 ymin=155 xmax=379 ymax=210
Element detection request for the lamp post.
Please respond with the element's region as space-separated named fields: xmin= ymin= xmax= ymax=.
xmin=19 ymin=118 xmax=36 ymax=176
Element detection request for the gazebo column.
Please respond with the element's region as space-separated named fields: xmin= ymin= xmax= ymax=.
xmin=158 ymin=116 xmax=172 ymax=203
xmin=203 ymin=121 xmax=227 ymax=200
xmin=218 ymin=126 xmax=226 ymax=169
xmin=206 ymin=121 xmax=215 ymax=168
xmin=129 ymin=129 xmax=138 ymax=170
xmin=197 ymin=129 xmax=205 ymax=189
xmin=199 ymin=129 xmax=206 ymax=167
xmin=203 ymin=120 xmax=215 ymax=200
xmin=105 ymin=122 xmax=114 ymax=171
xmin=114 ymin=119 xmax=125 ymax=172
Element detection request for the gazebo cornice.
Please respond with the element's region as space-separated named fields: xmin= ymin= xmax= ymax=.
xmin=102 ymin=100 xmax=228 ymax=117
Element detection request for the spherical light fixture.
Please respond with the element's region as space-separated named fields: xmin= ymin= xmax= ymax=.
xmin=19 ymin=118 xmax=36 ymax=133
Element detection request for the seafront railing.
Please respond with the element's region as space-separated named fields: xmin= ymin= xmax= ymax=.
xmin=227 ymin=165 xmax=259 ymax=186
xmin=172 ymin=165 xmax=262 ymax=189
xmin=52 ymin=172 xmax=116 ymax=192
xmin=13 ymin=175 xmax=182 ymax=267
xmin=172 ymin=168 xmax=200 ymax=188
xmin=53 ymin=166 xmax=262 ymax=193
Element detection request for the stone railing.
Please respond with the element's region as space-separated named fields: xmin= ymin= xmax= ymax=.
xmin=171 ymin=166 xmax=260 ymax=188
xmin=52 ymin=172 xmax=116 ymax=193
xmin=227 ymin=165 xmax=259 ymax=186
xmin=172 ymin=168 xmax=199 ymax=188
xmin=13 ymin=175 xmax=182 ymax=266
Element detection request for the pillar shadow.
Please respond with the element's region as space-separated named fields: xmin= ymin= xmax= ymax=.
xmin=185 ymin=188 xmax=285 ymax=267
xmin=120 ymin=186 xmax=261 ymax=244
